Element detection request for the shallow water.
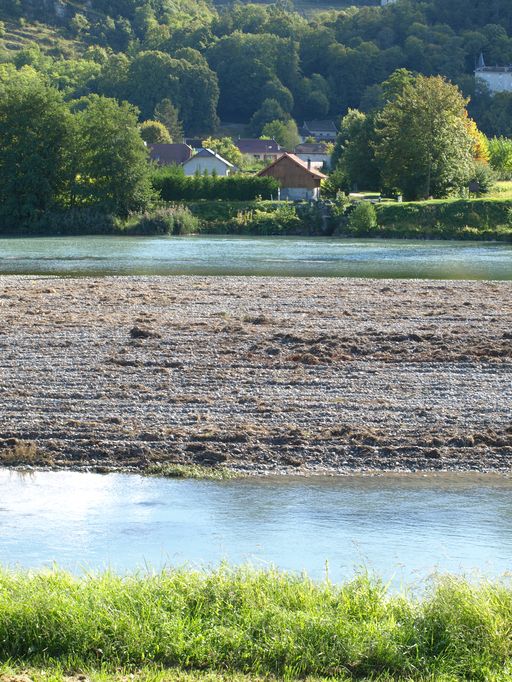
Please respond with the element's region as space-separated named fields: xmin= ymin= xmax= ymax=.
xmin=0 ymin=235 xmax=511 ymax=279
xmin=1 ymin=470 xmax=512 ymax=584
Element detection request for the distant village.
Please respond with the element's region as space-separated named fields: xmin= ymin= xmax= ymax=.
xmin=149 ymin=120 xmax=335 ymax=201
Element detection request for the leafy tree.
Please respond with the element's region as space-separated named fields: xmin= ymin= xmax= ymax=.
xmin=201 ymin=137 xmax=243 ymax=167
xmin=261 ymin=79 xmax=294 ymax=113
xmin=140 ymin=120 xmax=172 ymax=143
xmin=332 ymin=109 xmax=380 ymax=191
xmin=249 ymin=98 xmax=289 ymax=136
xmin=74 ymin=96 xmax=154 ymax=215
xmin=207 ymin=31 xmax=300 ymax=121
xmin=348 ymin=202 xmax=378 ymax=232
xmin=71 ymin=13 xmax=90 ymax=36
xmin=0 ymin=69 xmax=72 ymax=225
xmin=374 ymin=76 xmax=475 ymax=199
xmin=154 ymin=99 xmax=184 ymax=141
xmin=261 ymin=119 xmax=300 ymax=150
xmin=465 ymin=116 xmax=489 ymax=163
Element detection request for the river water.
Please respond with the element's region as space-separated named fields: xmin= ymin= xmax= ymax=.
xmin=1 ymin=470 xmax=511 ymax=584
xmin=0 ymin=235 xmax=511 ymax=279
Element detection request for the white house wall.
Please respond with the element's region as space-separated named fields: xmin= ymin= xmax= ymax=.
xmin=477 ymin=71 xmax=512 ymax=94
xmin=280 ymin=187 xmax=320 ymax=201
xmin=183 ymin=157 xmax=231 ymax=176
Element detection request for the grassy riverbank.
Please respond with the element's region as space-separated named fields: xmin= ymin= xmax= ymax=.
xmin=4 ymin=196 xmax=512 ymax=240
xmin=1 ymin=567 xmax=511 ymax=680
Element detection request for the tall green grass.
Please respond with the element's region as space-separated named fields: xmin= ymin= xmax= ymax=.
xmin=0 ymin=567 xmax=511 ymax=680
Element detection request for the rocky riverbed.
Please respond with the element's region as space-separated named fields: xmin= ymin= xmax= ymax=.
xmin=1 ymin=275 xmax=511 ymax=475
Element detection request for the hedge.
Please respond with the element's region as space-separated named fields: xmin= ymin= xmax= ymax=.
xmin=152 ymin=169 xmax=279 ymax=201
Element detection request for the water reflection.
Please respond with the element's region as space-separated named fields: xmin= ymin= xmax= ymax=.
xmin=1 ymin=470 xmax=512 ymax=583
xmin=0 ymin=235 xmax=510 ymax=279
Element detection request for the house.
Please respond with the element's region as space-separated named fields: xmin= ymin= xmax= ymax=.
xmin=475 ymin=53 xmax=512 ymax=95
xmin=257 ymin=153 xmax=326 ymax=201
xmin=184 ymin=138 xmax=204 ymax=150
xmin=301 ymin=120 xmax=337 ymax=142
xmin=294 ymin=142 xmax=332 ymax=170
xmin=235 ymin=138 xmax=281 ymax=161
xmin=381 ymin=0 xmax=397 ymax=5
xmin=148 ymin=143 xmax=193 ymax=166
xmin=182 ymin=148 xmax=235 ymax=176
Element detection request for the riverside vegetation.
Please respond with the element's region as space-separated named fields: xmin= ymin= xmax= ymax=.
xmin=0 ymin=567 xmax=512 ymax=681
xmin=2 ymin=20 xmax=512 ymax=239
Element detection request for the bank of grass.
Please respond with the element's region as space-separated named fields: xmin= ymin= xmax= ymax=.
xmin=1 ymin=567 xmax=512 ymax=680
xmin=363 ymin=198 xmax=512 ymax=240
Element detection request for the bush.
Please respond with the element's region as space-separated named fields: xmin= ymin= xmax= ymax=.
xmin=363 ymin=198 xmax=512 ymax=240
xmin=152 ymin=166 xmax=279 ymax=201
xmin=469 ymin=162 xmax=496 ymax=195
xmin=0 ymin=207 xmax=117 ymax=236
xmin=125 ymin=205 xmax=199 ymax=235
xmin=348 ymin=202 xmax=378 ymax=232
xmin=488 ymin=137 xmax=512 ymax=181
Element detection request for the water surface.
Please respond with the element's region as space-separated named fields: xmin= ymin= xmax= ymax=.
xmin=0 ymin=235 xmax=511 ymax=279
xmin=1 ymin=470 xmax=511 ymax=584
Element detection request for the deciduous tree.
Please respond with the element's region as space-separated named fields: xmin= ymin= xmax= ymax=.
xmin=374 ymin=76 xmax=475 ymax=199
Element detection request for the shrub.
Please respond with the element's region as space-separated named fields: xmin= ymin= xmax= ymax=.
xmin=488 ymin=137 xmax=512 ymax=180
xmin=126 ymin=205 xmax=199 ymax=235
xmin=1 ymin=207 xmax=117 ymax=236
xmin=348 ymin=202 xmax=378 ymax=232
xmin=469 ymin=162 xmax=496 ymax=195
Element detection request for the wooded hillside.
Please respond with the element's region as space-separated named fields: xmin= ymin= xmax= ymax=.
xmin=1 ymin=0 xmax=512 ymax=136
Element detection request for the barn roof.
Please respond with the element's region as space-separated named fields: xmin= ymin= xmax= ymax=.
xmin=257 ymin=153 xmax=327 ymax=180
xmin=148 ymin=143 xmax=193 ymax=165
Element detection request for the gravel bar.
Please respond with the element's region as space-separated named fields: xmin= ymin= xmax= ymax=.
xmin=1 ymin=275 xmax=511 ymax=475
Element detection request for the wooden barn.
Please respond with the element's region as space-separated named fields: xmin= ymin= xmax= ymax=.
xmin=257 ymin=153 xmax=326 ymax=200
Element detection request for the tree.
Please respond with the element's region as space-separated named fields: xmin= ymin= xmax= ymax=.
xmin=332 ymin=109 xmax=380 ymax=191
xmin=261 ymin=119 xmax=300 ymax=150
xmin=201 ymin=137 xmax=243 ymax=167
xmin=374 ymin=76 xmax=475 ymax=199
xmin=154 ymin=99 xmax=184 ymax=141
xmin=0 ymin=69 xmax=73 ymax=226
xmin=249 ymin=98 xmax=289 ymax=136
xmin=74 ymin=96 xmax=154 ymax=216
xmin=465 ymin=116 xmax=489 ymax=164
xmin=140 ymin=120 xmax=172 ymax=143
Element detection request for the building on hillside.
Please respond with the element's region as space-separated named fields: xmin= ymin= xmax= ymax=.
xmin=475 ymin=53 xmax=512 ymax=94
xmin=148 ymin=143 xmax=193 ymax=166
xmin=182 ymin=148 xmax=235 ymax=176
xmin=257 ymin=153 xmax=326 ymax=201
xmin=381 ymin=0 xmax=397 ymax=5
xmin=294 ymin=142 xmax=331 ymax=170
xmin=235 ymin=138 xmax=281 ymax=161
xmin=300 ymin=120 xmax=337 ymax=142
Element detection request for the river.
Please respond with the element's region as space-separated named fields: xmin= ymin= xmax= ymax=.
xmin=0 ymin=235 xmax=511 ymax=279
xmin=2 ymin=470 xmax=512 ymax=584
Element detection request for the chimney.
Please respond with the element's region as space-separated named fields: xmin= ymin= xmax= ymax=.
xmin=307 ymin=158 xmax=311 ymax=170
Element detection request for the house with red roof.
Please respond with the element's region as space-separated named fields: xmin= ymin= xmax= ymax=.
xmin=257 ymin=153 xmax=326 ymax=200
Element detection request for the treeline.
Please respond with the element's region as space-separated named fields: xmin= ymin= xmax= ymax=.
xmin=327 ymin=71 xmax=493 ymax=200
xmin=2 ymin=0 xmax=512 ymax=136
xmin=0 ymin=66 xmax=153 ymax=229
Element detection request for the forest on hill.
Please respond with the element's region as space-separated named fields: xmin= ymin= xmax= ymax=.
xmin=1 ymin=0 xmax=512 ymax=136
